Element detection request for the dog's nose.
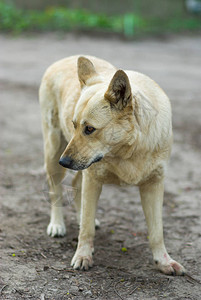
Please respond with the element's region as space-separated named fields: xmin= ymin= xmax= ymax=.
xmin=59 ymin=156 xmax=73 ymax=168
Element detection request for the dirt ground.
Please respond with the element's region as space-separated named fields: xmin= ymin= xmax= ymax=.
xmin=0 ymin=33 xmax=201 ymax=300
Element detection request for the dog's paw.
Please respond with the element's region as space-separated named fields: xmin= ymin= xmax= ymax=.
xmin=47 ymin=222 xmax=66 ymax=237
xmin=154 ymin=257 xmax=185 ymax=276
xmin=71 ymin=244 xmax=93 ymax=270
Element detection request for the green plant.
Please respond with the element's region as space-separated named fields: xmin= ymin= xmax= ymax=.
xmin=0 ymin=1 xmax=200 ymax=36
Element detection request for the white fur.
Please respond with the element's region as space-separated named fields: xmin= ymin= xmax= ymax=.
xmin=39 ymin=55 xmax=185 ymax=275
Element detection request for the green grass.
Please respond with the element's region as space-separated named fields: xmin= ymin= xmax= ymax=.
xmin=0 ymin=1 xmax=201 ymax=36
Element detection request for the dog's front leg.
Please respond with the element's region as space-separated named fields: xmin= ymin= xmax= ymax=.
xmin=139 ymin=179 xmax=185 ymax=275
xmin=71 ymin=170 xmax=102 ymax=270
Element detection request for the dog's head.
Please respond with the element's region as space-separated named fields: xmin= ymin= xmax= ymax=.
xmin=59 ymin=56 xmax=135 ymax=170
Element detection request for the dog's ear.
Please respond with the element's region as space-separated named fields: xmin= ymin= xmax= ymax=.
xmin=77 ymin=56 xmax=97 ymax=87
xmin=104 ymin=70 xmax=132 ymax=110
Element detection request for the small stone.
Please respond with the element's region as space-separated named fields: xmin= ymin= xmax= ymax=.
xmin=83 ymin=290 xmax=92 ymax=296
xmin=43 ymin=265 xmax=49 ymax=271
xmin=71 ymin=285 xmax=79 ymax=295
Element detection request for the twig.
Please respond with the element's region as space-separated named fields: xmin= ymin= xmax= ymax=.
xmin=14 ymin=289 xmax=24 ymax=295
xmin=105 ymin=265 xmax=133 ymax=274
xmin=186 ymin=278 xmax=195 ymax=284
xmin=185 ymin=273 xmax=201 ymax=285
xmin=15 ymin=236 xmax=29 ymax=247
xmin=50 ymin=266 xmax=77 ymax=273
xmin=40 ymin=252 xmax=47 ymax=259
xmin=129 ymin=286 xmax=138 ymax=295
xmin=104 ymin=280 xmax=113 ymax=292
xmin=129 ymin=276 xmax=138 ymax=295
xmin=0 ymin=284 xmax=8 ymax=295
xmin=161 ymin=277 xmax=173 ymax=293
xmin=114 ymin=281 xmax=124 ymax=300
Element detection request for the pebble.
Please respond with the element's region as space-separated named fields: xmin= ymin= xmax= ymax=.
xmin=70 ymin=285 xmax=79 ymax=295
xmin=83 ymin=290 xmax=92 ymax=296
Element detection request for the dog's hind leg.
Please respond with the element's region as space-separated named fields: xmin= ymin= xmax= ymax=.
xmin=40 ymin=83 xmax=67 ymax=237
xmin=139 ymin=178 xmax=185 ymax=275
xmin=45 ymin=145 xmax=67 ymax=237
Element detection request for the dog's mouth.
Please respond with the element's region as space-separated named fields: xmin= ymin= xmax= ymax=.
xmin=59 ymin=155 xmax=103 ymax=170
xmin=91 ymin=155 xmax=103 ymax=164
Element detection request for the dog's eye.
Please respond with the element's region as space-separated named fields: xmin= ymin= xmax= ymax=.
xmin=85 ymin=126 xmax=96 ymax=135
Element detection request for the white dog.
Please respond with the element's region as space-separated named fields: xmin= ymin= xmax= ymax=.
xmin=39 ymin=55 xmax=185 ymax=275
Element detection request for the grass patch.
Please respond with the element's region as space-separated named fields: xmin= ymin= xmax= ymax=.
xmin=0 ymin=1 xmax=201 ymax=36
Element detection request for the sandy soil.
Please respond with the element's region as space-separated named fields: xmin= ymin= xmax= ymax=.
xmin=0 ymin=33 xmax=201 ymax=300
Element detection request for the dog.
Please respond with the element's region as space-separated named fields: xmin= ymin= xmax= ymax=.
xmin=39 ymin=55 xmax=185 ymax=275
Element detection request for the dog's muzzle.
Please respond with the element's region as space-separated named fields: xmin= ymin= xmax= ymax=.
xmin=92 ymin=155 xmax=103 ymax=163
xmin=59 ymin=156 xmax=74 ymax=169
xmin=59 ymin=155 xmax=103 ymax=170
